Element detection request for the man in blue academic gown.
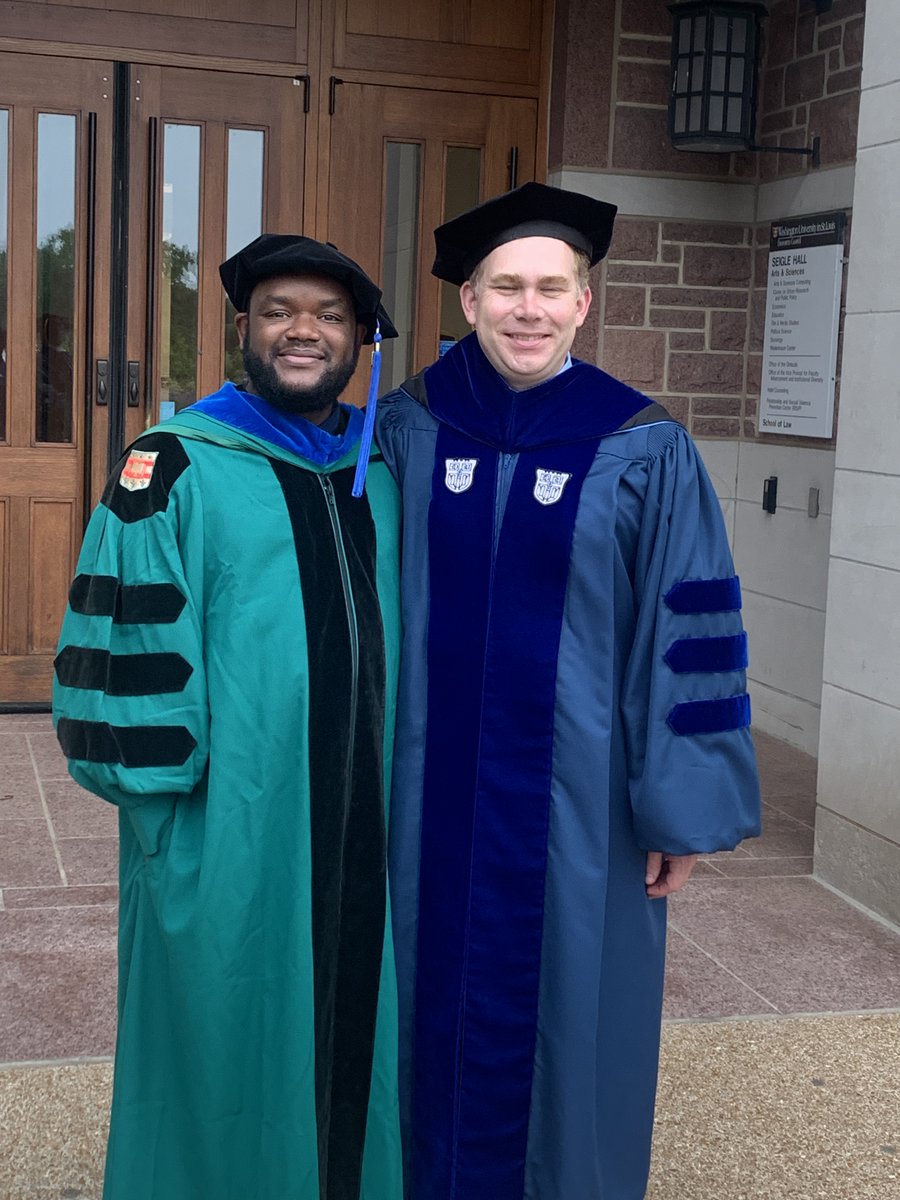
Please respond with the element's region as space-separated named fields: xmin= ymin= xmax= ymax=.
xmin=375 ymin=183 xmax=762 ymax=1200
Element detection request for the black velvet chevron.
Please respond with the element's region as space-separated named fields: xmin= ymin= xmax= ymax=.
xmin=69 ymin=575 xmax=187 ymax=624
xmin=56 ymin=717 xmax=196 ymax=766
xmin=54 ymin=646 xmax=193 ymax=696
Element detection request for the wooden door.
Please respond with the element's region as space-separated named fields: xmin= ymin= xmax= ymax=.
xmin=124 ymin=65 xmax=310 ymax=452
xmin=0 ymin=61 xmax=309 ymax=703
xmin=0 ymin=53 xmax=115 ymax=704
xmin=324 ymin=83 xmax=538 ymax=404
xmin=331 ymin=0 xmax=545 ymax=86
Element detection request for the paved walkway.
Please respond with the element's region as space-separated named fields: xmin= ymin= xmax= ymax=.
xmin=1 ymin=716 xmax=899 ymax=1197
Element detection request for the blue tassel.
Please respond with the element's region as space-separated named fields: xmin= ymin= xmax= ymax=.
xmin=352 ymin=326 xmax=383 ymax=498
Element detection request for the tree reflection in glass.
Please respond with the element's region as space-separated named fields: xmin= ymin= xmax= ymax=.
xmin=35 ymin=114 xmax=76 ymax=444
xmin=161 ymin=124 xmax=200 ymax=412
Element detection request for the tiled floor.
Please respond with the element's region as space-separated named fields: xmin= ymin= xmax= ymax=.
xmin=2 ymin=716 xmax=899 ymax=1198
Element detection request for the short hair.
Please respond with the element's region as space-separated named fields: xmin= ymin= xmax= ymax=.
xmin=468 ymin=244 xmax=591 ymax=294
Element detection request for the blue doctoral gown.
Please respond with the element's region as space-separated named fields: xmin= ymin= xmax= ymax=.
xmin=375 ymin=335 xmax=761 ymax=1200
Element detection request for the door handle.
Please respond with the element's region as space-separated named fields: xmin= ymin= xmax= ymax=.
xmin=329 ymin=76 xmax=344 ymax=116
xmin=127 ymin=360 xmax=140 ymax=407
xmin=95 ymin=358 xmax=109 ymax=406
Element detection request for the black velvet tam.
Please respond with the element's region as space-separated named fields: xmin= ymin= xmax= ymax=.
xmin=219 ymin=234 xmax=398 ymax=344
xmin=432 ymin=182 xmax=618 ymax=285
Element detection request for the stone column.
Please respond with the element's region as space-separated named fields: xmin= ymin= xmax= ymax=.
xmin=816 ymin=0 xmax=900 ymax=926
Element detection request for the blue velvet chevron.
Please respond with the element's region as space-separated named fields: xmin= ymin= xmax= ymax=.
xmin=664 ymin=576 xmax=742 ymax=615
xmin=667 ymin=693 xmax=752 ymax=736
xmin=664 ymin=633 xmax=748 ymax=674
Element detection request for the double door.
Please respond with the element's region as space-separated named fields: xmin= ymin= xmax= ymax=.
xmin=0 ymin=54 xmax=308 ymax=702
xmin=0 ymin=52 xmax=536 ymax=702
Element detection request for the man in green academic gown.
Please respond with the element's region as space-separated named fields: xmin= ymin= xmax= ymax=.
xmin=53 ymin=235 xmax=403 ymax=1200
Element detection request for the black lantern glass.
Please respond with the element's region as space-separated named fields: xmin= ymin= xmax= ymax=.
xmin=668 ymin=1 xmax=767 ymax=152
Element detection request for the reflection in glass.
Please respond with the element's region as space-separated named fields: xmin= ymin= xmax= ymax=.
xmin=381 ymin=142 xmax=421 ymax=391
xmin=440 ymin=146 xmax=481 ymax=350
xmin=161 ymin=124 xmax=200 ymax=413
xmin=225 ymin=128 xmax=265 ymax=385
xmin=0 ymin=110 xmax=8 ymax=441
xmin=35 ymin=113 xmax=76 ymax=444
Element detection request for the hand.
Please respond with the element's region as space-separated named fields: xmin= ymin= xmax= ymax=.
xmin=645 ymin=851 xmax=699 ymax=899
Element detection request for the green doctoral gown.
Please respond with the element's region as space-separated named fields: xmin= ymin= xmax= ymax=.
xmin=52 ymin=387 xmax=403 ymax=1200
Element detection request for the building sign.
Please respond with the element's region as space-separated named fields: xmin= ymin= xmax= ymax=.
xmin=758 ymin=212 xmax=845 ymax=438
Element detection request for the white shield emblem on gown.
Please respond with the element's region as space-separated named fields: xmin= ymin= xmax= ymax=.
xmin=119 ymin=449 xmax=159 ymax=492
xmin=444 ymin=457 xmax=478 ymax=493
xmin=533 ymin=468 xmax=572 ymax=506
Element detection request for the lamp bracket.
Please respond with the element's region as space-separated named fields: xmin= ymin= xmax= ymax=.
xmin=747 ymin=135 xmax=820 ymax=169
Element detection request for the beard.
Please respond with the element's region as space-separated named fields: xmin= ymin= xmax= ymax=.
xmin=241 ymin=341 xmax=360 ymax=418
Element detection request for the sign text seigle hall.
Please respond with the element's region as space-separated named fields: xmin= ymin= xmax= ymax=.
xmin=758 ymin=212 xmax=845 ymax=439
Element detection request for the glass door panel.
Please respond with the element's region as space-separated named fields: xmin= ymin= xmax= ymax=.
xmin=381 ymin=142 xmax=421 ymax=392
xmin=224 ymin=127 xmax=265 ymax=384
xmin=0 ymin=109 xmax=8 ymax=442
xmin=439 ymin=146 xmax=481 ymax=352
xmin=35 ymin=113 xmax=77 ymax=443
xmin=160 ymin=123 xmax=201 ymax=416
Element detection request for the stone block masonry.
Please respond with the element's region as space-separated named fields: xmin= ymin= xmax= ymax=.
xmin=758 ymin=0 xmax=865 ymax=178
xmin=585 ymin=219 xmax=757 ymax=441
xmin=574 ymin=216 xmax=846 ymax=448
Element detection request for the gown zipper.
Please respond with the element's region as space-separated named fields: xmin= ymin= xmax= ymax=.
xmin=319 ymin=474 xmax=359 ymax=787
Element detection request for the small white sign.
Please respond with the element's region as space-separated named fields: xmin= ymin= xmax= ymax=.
xmin=758 ymin=214 xmax=845 ymax=439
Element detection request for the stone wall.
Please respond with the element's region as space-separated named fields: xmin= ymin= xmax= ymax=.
xmin=576 ymin=218 xmax=754 ymax=439
xmin=557 ymin=0 xmax=863 ymax=449
xmin=759 ymin=0 xmax=865 ymax=178
xmin=815 ymin=0 xmax=900 ymax=926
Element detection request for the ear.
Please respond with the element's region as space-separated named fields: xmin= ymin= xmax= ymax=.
xmin=574 ymin=286 xmax=592 ymax=329
xmin=235 ymin=311 xmax=249 ymax=349
xmin=459 ymin=281 xmax=477 ymax=326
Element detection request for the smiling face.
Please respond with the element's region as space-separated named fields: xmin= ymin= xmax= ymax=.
xmin=234 ymin=273 xmax=365 ymax=423
xmin=459 ymin=237 xmax=592 ymax=391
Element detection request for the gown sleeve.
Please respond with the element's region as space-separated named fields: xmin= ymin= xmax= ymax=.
xmin=52 ymin=434 xmax=210 ymax=830
xmin=373 ymin=386 xmax=407 ymax=484
xmin=620 ymin=424 xmax=762 ymax=855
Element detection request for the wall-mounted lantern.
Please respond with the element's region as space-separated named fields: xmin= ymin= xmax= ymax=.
xmin=668 ymin=1 xmax=820 ymax=165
